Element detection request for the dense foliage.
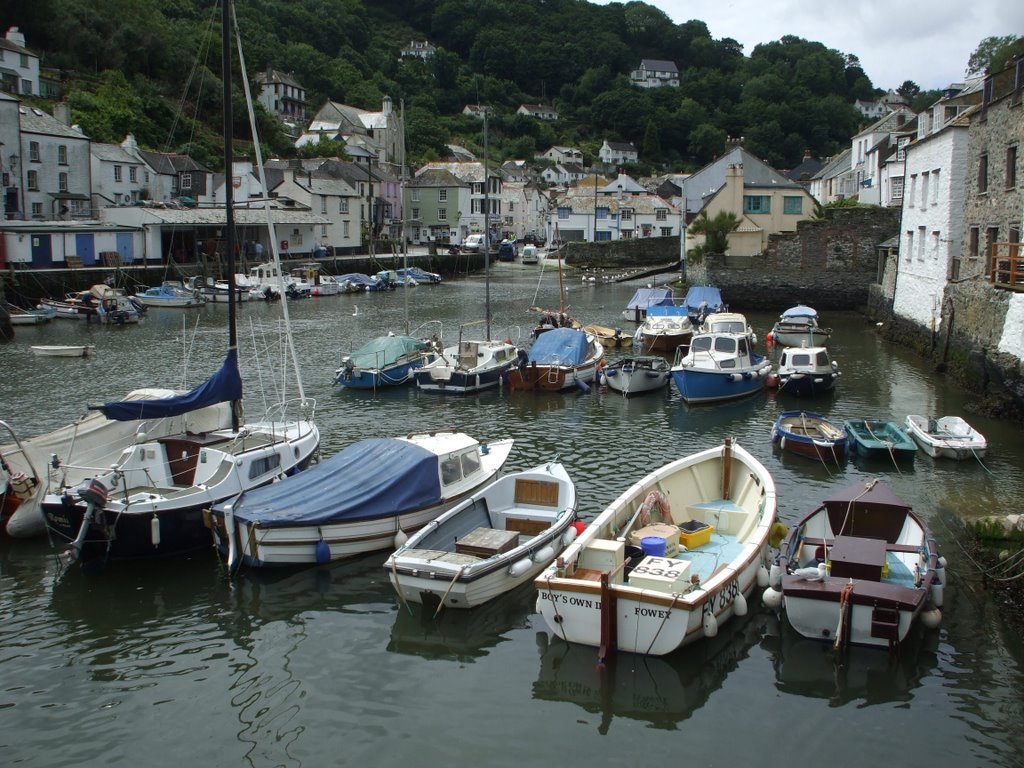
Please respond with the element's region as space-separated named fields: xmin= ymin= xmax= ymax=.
xmin=3 ymin=0 xmax=898 ymax=171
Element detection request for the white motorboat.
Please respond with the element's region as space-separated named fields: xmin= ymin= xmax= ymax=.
xmin=30 ymin=345 xmax=94 ymax=358
xmin=770 ymin=305 xmax=831 ymax=348
xmin=385 ymin=461 xmax=577 ymax=610
xmin=414 ymin=338 xmax=518 ymax=394
xmin=904 ymin=414 xmax=987 ymax=460
xmin=600 ymin=355 xmax=670 ymax=395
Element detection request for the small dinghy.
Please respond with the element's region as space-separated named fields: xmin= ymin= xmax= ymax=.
xmin=904 ymin=414 xmax=987 ymax=460
xmin=771 ymin=410 xmax=848 ymax=462
xmin=30 ymin=345 xmax=94 ymax=358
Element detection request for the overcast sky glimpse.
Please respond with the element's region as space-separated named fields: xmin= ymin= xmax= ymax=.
xmin=597 ymin=0 xmax=1023 ymax=91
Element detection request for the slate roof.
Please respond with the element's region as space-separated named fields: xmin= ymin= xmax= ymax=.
xmin=811 ymin=148 xmax=852 ymax=181
xmin=604 ymin=141 xmax=637 ymax=152
xmin=639 ymin=59 xmax=678 ymax=74
xmin=409 ymin=169 xmax=466 ymax=188
xmin=416 ymin=161 xmax=492 ymax=184
xmin=18 ymin=105 xmax=87 ymax=139
xmin=139 ymin=150 xmax=211 ymax=174
xmin=91 ymin=143 xmax=142 ymax=164
xmin=680 ymin=146 xmax=800 ymax=213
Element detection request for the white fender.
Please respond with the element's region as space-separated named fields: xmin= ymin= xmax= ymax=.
xmin=930 ymin=580 xmax=944 ymax=608
xmin=769 ymin=563 xmax=782 ymax=589
xmin=920 ymin=608 xmax=942 ymax=629
xmin=733 ymin=590 xmax=748 ymax=616
xmin=561 ymin=526 xmax=578 ymax=547
xmin=150 ymin=514 xmax=161 ymax=547
xmin=762 ymin=586 xmax=783 ymax=610
xmin=509 ymin=558 xmax=533 ymax=577
xmin=394 ymin=528 xmax=408 ymax=548
xmin=757 ymin=565 xmax=770 ymax=587
xmin=703 ymin=609 xmax=719 ymax=638
xmin=534 ymin=544 xmax=556 ymax=563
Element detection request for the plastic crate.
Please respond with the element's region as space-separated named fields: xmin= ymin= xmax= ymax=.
xmin=679 ymin=520 xmax=713 ymax=549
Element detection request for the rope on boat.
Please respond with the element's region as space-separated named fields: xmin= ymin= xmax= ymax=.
xmin=642 ymin=592 xmax=681 ymax=655
xmin=833 ymin=582 xmax=854 ymax=652
xmin=390 ymin=556 xmax=412 ymax=614
xmin=434 ymin=564 xmax=466 ymax=617
xmin=862 ymin=420 xmax=904 ymax=475
xmin=935 ymin=514 xmax=1024 ymax=583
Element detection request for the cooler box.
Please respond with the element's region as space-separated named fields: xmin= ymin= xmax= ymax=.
xmin=629 ymin=523 xmax=680 ymax=558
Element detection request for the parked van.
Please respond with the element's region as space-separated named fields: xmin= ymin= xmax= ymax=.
xmin=463 ymin=234 xmax=484 ymax=252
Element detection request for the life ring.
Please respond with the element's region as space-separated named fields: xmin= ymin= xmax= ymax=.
xmin=638 ymin=490 xmax=671 ymax=525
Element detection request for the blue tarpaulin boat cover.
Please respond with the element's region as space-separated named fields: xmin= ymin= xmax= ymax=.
xmin=780 ymin=305 xmax=818 ymax=319
xmin=645 ymin=304 xmax=690 ymax=317
xmin=625 ymin=287 xmax=674 ymax=311
xmin=349 ymin=335 xmax=431 ymax=369
xmin=216 ymin=438 xmax=442 ymax=527
xmin=98 ymin=349 xmax=242 ymax=421
xmin=527 ymin=327 xmax=590 ymax=365
xmin=684 ymin=286 xmax=725 ymax=317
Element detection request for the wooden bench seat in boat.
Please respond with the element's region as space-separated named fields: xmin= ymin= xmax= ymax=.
xmin=455 ymin=527 xmax=519 ymax=557
xmin=397 ymin=548 xmax=480 ymax=566
xmin=680 ymin=500 xmax=757 ymax=542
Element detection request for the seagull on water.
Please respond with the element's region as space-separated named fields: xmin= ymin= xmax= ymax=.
xmin=352 ymin=306 xmax=359 ymax=317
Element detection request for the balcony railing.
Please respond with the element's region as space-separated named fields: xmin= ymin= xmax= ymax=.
xmin=990 ymin=241 xmax=1023 ymax=289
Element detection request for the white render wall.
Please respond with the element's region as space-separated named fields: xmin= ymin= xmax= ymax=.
xmin=1000 ymin=294 xmax=1024 ymax=358
xmin=892 ymin=127 xmax=969 ymax=330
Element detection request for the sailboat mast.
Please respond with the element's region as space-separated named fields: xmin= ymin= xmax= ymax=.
xmin=222 ymin=0 xmax=239 ymax=431
xmin=483 ymin=110 xmax=491 ymax=341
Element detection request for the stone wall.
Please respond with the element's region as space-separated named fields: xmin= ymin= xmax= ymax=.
xmin=564 ymin=236 xmax=681 ymax=269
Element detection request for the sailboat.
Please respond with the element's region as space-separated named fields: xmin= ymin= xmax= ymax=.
xmin=411 ymin=109 xmax=520 ymax=395
xmin=40 ymin=0 xmax=320 ymax=568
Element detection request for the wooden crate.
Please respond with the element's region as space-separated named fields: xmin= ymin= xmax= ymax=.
xmin=455 ymin=527 xmax=519 ymax=558
xmin=505 ymin=517 xmax=549 ymax=536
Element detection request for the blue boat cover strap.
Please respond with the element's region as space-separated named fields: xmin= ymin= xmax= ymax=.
xmin=527 ymin=328 xmax=590 ymax=365
xmin=98 ymin=349 xmax=242 ymax=421
xmin=215 ymin=438 xmax=442 ymax=527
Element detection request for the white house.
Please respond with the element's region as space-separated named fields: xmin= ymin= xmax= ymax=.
xmin=517 ymin=104 xmax=558 ymax=121
xmin=19 ymin=104 xmax=92 ymax=221
xmin=298 ymin=96 xmax=405 ymax=175
xmin=852 ymin=108 xmax=914 ymax=203
xmin=540 ymin=163 xmax=586 ymax=186
xmin=400 ymin=40 xmax=436 ymax=59
xmin=500 ymin=181 xmax=549 ymax=241
xmin=891 ymin=111 xmax=973 ymax=331
xmin=599 ymin=140 xmax=638 ymax=167
xmin=537 ymin=145 xmax=582 ymax=164
xmin=551 ymin=174 xmax=680 ymax=242
xmin=1 ymin=90 xmax=22 ymax=219
xmin=266 ymin=163 xmax=361 ymax=254
xmin=255 ymin=68 xmax=306 ymax=128
xmin=629 ymin=59 xmax=679 ymax=88
xmin=90 ymin=141 xmax=150 ymax=209
xmin=0 ymin=27 xmax=40 ymax=97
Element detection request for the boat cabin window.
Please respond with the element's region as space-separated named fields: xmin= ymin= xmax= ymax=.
xmin=815 ymin=351 xmax=830 ymax=365
xmin=713 ymin=337 xmax=736 ymax=354
xmin=248 ymin=453 xmax=281 ymax=480
xmin=441 ymin=454 xmax=462 ymax=485
xmin=737 ymin=338 xmax=748 ymax=355
xmin=691 ymin=336 xmax=713 ymax=352
xmin=461 ymin=450 xmax=481 ymax=478
xmin=792 ymin=353 xmax=811 ymax=366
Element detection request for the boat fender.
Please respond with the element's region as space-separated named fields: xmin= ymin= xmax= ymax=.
xmin=150 ymin=514 xmax=161 ymax=547
xmin=394 ymin=528 xmax=409 ymax=547
xmin=534 ymin=544 xmax=555 ymax=563
xmin=743 ymin=371 xmax=752 ymax=380
xmin=730 ymin=373 xmax=743 ymax=382
xmin=733 ymin=590 xmax=748 ymax=616
xmin=702 ymin=608 xmax=718 ymax=638
xmin=920 ymin=608 xmax=942 ymax=629
xmin=315 ymin=537 xmax=331 ymax=565
xmin=768 ymin=522 xmax=788 ymax=549
xmin=561 ymin=526 xmax=579 ymax=547
xmin=769 ymin=562 xmax=782 ymax=589
xmin=930 ymin=580 xmax=944 ymax=609
xmin=780 ymin=435 xmax=786 ymax=450
xmin=757 ymin=564 xmax=770 ymax=587
xmin=762 ymin=586 xmax=783 ymax=610
xmin=575 ymin=378 xmax=590 ymax=394
xmin=509 ymin=558 xmax=533 ymax=577
xmin=9 ymin=471 xmax=36 ymax=500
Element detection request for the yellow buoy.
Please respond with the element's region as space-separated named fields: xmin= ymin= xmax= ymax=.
xmin=769 ymin=521 xmax=788 ymax=549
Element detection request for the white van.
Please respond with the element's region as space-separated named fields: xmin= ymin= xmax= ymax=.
xmin=462 ymin=234 xmax=484 ymax=252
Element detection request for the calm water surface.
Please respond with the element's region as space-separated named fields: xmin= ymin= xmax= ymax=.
xmin=2 ymin=265 xmax=1023 ymax=767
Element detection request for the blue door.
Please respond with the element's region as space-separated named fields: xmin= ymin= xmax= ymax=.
xmin=30 ymin=234 xmax=52 ymax=267
xmin=116 ymin=233 xmax=134 ymax=264
xmin=76 ymin=233 xmax=96 ymax=265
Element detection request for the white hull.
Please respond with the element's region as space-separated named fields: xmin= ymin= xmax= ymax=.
xmin=30 ymin=345 xmax=93 ymax=357
xmin=535 ymin=440 xmax=776 ymax=656
xmin=783 ymin=594 xmax=920 ymax=648
xmin=905 ymin=414 xmax=986 ymax=459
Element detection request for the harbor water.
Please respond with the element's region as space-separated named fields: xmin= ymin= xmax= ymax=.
xmin=2 ymin=264 xmax=1023 ymax=766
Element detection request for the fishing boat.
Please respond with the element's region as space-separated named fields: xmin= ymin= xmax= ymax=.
xmin=335 ymin=334 xmax=437 ymax=389
xmin=600 ymin=355 xmax=671 ymax=396
xmin=843 ymin=418 xmax=917 ymax=462
xmin=763 ymin=478 xmax=944 ymax=649
xmin=698 ymin=311 xmax=756 ymax=346
xmin=584 ymin=323 xmax=633 ymax=349
xmin=186 ymin=274 xmax=252 ymax=303
xmin=683 ymin=285 xmax=725 ymax=324
xmin=771 ymin=410 xmax=848 ymax=462
xmin=535 ymin=438 xmax=777 ymax=658
xmin=291 ymin=263 xmax=339 ymax=296
xmin=508 ymin=327 xmax=605 ymax=393
xmin=384 ymin=461 xmax=577 ymax=610
xmin=210 ymin=431 xmax=514 ymax=571
xmin=776 ymin=345 xmax=840 ymax=396
xmin=40 ymin=284 xmax=141 ymax=324
xmin=1 ymin=391 xmax=232 ymax=538
xmin=622 ymin=287 xmax=675 ymax=323
xmin=634 ymin=305 xmax=694 ymax=354
xmin=133 ymin=281 xmax=205 ymax=308
xmin=247 ymin=262 xmax=300 ymax=300
xmin=30 ymin=345 xmax=94 ymax=358
xmin=413 ymin=336 xmax=518 ymax=395
xmin=904 ymin=414 xmax=987 ymax=460
xmin=670 ymin=331 xmax=772 ymax=404
xmin=5 ymin=302 xmax=55 ymax=325
xmin=770 ymin=305 xmax=832 ymax=348
xmin=41 ymin=0 xmax=320 ymax=567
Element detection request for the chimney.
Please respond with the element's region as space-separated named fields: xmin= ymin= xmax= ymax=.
xmin=803 ymin=149 xmax=812 ymax=159
xmin=5 ymin=27 xmax=26 ymax=48
xmin=53 ymin=102 xmax=71 ymax=126
xmin=382 ymin=95 xmax=392 ymax=116
xmin=121 ymin=133 xmax=138 ymax=153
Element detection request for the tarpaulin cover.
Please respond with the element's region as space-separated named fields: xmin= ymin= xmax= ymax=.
xmin=780 ymin=305 xmax=819 ymax=319
xmin=348 ymin=335 xmax=431 ymax=369
xmin=527 ymin=328 xmax=591 ymax=365
xmin=216 ymin=438 xmax=442 ymax=527
xmin=99 ymin=349 xmax=242 ymax=421
xmin=625 ymin=287 xmax=674 ymax=310
xmin=683 ymin=286 xmax=725 ymax=316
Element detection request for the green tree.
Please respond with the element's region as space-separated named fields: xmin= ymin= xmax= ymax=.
xmin=688 ymin=210 xmax=740 ymax=256
xmin=641 ymin=118 xmax=662 ymax=159
xmin=967 ymin=35 xmax=1024 ymax=76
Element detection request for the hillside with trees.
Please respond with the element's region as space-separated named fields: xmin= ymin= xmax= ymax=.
xmin=3 ymin=0 xmax=1007 ymax=174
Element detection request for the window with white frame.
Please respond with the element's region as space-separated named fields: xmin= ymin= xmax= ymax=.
xmin=660 ymin=227 xmax=672 ymax=236
xmin=411 ymin=189 xmax=420 ymax=202
xmin=438 ymin=189 xmax=447 ymax=202
xmin=129 ymin=166 xmax=137 ymax=182
xmin=340 ymin=198 xmax=349 ymax=213
xmin=558 ymin=207 xmax=570 ymax=219
xmin=438 ymin=208 xmax=447 ymax=221
xmin=890 ymin=177 xmax=904 ymax=200
xmin=58 ymin=172 xmax=67 ymax=192
xmin=114 ymin=165 xmax=123 ymax=182
xmin=31 ymin=202 xmax=42 ymax=217
xmin=596 ymin=206 xmax=608 ymax=219
xmin=27 ymin=169 xmax=38 ymax=190
xmin=656 ymin=208 xmax=667 ymax=221
xmin=58 ymin=145 xmax=67 ymax=165
xmin=180 ymin=172 xmax=192 ymax=189
xmin=321 ymin=196 xmax=327 ymax=214
xmin=29 ymin=141 xmax=39 ymax=162
xmin=621 ymin=208 xmax=633 ymax=220
xmin=411 ymin=207 xmax=419 ymax=220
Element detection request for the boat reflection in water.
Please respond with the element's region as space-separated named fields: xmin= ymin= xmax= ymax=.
xmin=532 ymin=613 xmax=766 ymax=733
xmin=761 ymin=613 xmax=939 ymax=707
xmin=387 ymin=581 xmax=537 ymax=662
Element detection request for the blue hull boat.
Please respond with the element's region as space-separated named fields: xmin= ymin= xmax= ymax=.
xmin=670 ymin=331 xmax=771 ymax=404
xmin=335 ymin=335 xmax=436 ymax=389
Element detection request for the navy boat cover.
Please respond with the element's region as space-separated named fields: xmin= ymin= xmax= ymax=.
xmin=215 ymin=438 xmax=442 ymax=527
xmin=527 ymin=328 xmax=590 ymax=365
xmin=98 ymin=349 xmax=242 ymax=421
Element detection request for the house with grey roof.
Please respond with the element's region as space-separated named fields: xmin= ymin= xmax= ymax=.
xmin=0 ymin=27 xmax=40 ymax=97
xmin=405 ymin=168 xmax=468 ymax=244
xmin=679 ymin=146 xmax=815 ymax=257
xmin=297 ymin=96 xmax=404 ymax=175
xmin=416 ymin=161 xmax=502 ymax=241
xmin=138 ymin=149 xmax=214 ymax=205
xmin=255 ymin=68 xmax=306 ymax=129
xmin=537 ymin=145 xmax=583 ymax=165
xmin=19 ymin=103 xmax=92 ymax=221
xmin=541 ymin=162 xmax=586 ymax=186
xmin=598 ymin=140 xmax=638 ymax=167
xmin=851 ymin=107 xmax=916 ymax=203
xmin=90 ymin=141 xmax=151 ymax=210
xmin=517 ymin=104 xmax=558 ymax=121
xmin=263 ymin=161 xmax=360 ymax=254
xmin=552 ymin=173 xmax=680 ymax=242
xmin=808 ymin=148 xmax=854 ymax=205
xmin=630 ymin=59 xmax=679 ymax=88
